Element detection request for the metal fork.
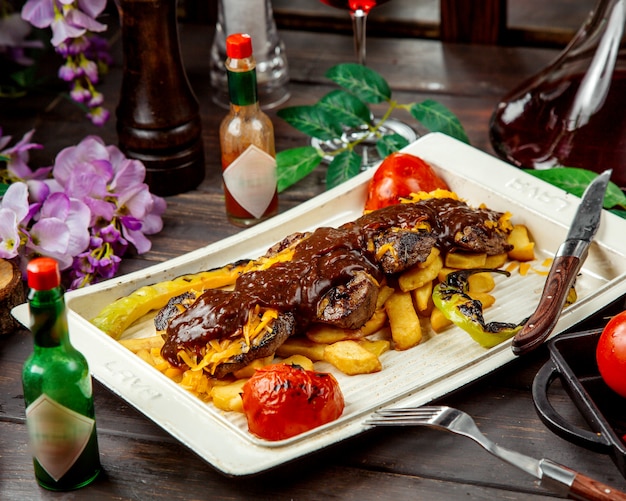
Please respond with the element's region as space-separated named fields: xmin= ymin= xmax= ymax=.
xmin=364 ymin=406 xmax=626 ymax=501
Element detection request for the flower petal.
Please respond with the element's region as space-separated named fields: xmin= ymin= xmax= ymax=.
xmin=1 ymin=182 xmax=30 ymax=223
xmin=0 ymin=208 xmax=21 ymax=259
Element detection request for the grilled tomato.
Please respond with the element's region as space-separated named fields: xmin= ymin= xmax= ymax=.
xmin=596 ymin=310 xmax=626 ymax=398
xmin=241 ymin=363 xmax=345 ymax=440
xmin=364 ymin=152 xmax=449 ymax=211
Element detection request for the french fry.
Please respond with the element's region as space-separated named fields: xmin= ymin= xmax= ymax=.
xmin=385 ymin=290 xmax=422 ymax=350
xmin=469 ymin=291 xmax=496 ymax=309
xmin=210 ymin=379 xmax=248 ymax=412
xmin=376 ymin=285 xmax=395 ymax=308
xmin=418 ymin=247 xmax=440 ymax=269
xmin=411 ymin=280 xmax=433 ymax=315
xmin=430 ymin=307 xmax=452 ymax=333
xmin=275 ymin=337 xmax=327 ymax=361
xmin=359 ymin=309 xmax=388 ymax=336
xmin=135 ymin=349 xmax=154 ymax=366
xmin=359 ymin=339 xmax=391 ymax=357
xmin=398 ymin=254 xmax=443 ymax=292
xmin=232 ymin=356 xmax=273 ymax=379
xmin=467 ymin=272 xmax=496 ymax=293
xmin=324 ymin=340 xmax=382 ymax=375
xmin=507 ymin=224 xmax=535 ymax=261
xmin=438 ymin=267 xmax=455 ymax=283
xmin=119 ymin=335 xmax=165 ymax=352
xmin=280 ymin=354 xmax=315 ymax=371
xmin=306 ymin=324 xmax=363 ymax=344
xmin=445 ymin=252 xmax=487 ymax=269
xmin=485 ymin=252 xmax=508 ymax=269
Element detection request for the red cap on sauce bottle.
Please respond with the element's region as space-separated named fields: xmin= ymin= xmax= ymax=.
xmin=226 ymin=33 xmax=253 ymax=59
xmin=27 ymin=257 xmax=61 ymax=291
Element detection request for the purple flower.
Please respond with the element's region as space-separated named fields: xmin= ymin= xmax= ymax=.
xmin=21 ymin=0 xmax=106 ymax=47
xmin=58 ymin=59 xmax=79 ymax=81
xmin=20 ymin=0 xmax=111 ymax=125
xmin=2 ymin=130 xmax=166 ymax=288
xmin=87 ymin=106 xmax=110 ymax=126
xmin=0 ymin=207 xmax=21 ymax=258
xmin=70 ymin=81 xmax=91 ymax=103
xmin=0 ymin=129 xmax=50 ymax=181
xmin=0 ymin=183 xmax=29 ymax=259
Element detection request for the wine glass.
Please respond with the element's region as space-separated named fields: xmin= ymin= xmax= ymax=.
xmin=315 ymin=0 xmax=417 ymax=167
xmin=319 ymin=0 xmax=390 ymax=65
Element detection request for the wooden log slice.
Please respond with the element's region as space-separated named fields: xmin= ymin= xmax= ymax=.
xmin=0 ymin=259 xmax=26 ymax=335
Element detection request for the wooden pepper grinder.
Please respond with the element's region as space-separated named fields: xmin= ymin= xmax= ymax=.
xmin=116 ymin=0 xmax=205 ymax=196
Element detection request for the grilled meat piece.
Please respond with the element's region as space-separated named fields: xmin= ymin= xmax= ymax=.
xmin=154 ymin=292 xmax=195 ymax=331
xmin=317 ymin=271 xmax=379 ymax=329
xmin=161 ymin=288 xmax=296 ymax=375
xmin=373 ymin=229 xmax=438 ymax=274
xmin=159 ymin=197 xmax=513 ymax=377
xmin=211 ymin=313 xmax=295 ymax=378
xmin=264 ymin=231 xmax=310 ymax=257
xmin=454 ymin=225 xmax=511 ymax=255
xmin=357 ymin=197 xmax=512 ymax=255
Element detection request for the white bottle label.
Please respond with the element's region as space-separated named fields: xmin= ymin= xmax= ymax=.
xmin=25 ymin=394 xmax=95 ymax=481
xmin=223 ymin=145 xmax=277 ymax=219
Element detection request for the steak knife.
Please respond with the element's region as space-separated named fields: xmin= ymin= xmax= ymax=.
xmin=512 ymin=169 xmax=612 ymax=356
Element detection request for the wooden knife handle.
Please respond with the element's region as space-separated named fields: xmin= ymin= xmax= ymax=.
xmin=512 ymin=254 xmax=581 ymax=356
xmin=568 ymin=469 xmax=626 ymax=500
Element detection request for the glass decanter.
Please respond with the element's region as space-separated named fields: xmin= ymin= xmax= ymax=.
xmin=489 ymin=0 xmax=626 ymax=189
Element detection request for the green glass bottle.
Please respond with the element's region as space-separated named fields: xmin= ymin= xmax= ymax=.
xmin=22 ymin=257 xmax=101 ymax=491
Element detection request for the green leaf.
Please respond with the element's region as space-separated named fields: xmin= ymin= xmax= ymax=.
xmin=326 ymin=150 xmax=362 ymax=190
xmin=0 ymin=183 xmax=9 ymax=197
xmin=375 ymin=133 xmax=410 ymax=158
xmin=610 ymin=209 xmax=626 ymax=220
xmin=526 ymin=167 xmax=626 ymax=209
xmin=410 ymin=99 xmax=470 ymax=144
xmin=318 ymin=90 xmax=372 ymax=128
xmin=277 ymin=105 xmax=342 ymax=140
xmin=325 ymin=63 xmax=391 ymax=104
xmin=276 ymin=146 xmax=323 ymax=192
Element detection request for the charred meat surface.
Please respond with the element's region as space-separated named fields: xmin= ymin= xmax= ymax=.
xmin=160 ymin=197 xmax=512 ymax=375
xmin=317 ymin=271 xmax=380 ymax=329
xmin=154 ymin=292 xmax=195 ymax=331
xmin=209 ymin=313 xmax=295 ymax=379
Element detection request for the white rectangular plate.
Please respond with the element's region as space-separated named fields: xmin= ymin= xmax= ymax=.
xmin=13 ymin=133 xmax=626 ymax=476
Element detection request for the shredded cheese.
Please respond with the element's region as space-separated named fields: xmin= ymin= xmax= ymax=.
xmin=175 ymin=306 xmax=280 ymax=376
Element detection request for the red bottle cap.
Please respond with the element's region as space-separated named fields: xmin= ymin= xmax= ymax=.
xmin=226 ymin=33 xmax=253 ymax=59
xmin=27 ymin=257 xmax=61 ymax=291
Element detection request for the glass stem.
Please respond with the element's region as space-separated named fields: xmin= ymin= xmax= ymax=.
xmin=350 ymin=9 xmax=368 ymax=65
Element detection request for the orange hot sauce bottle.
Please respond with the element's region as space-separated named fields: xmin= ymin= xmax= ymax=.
xmin=219 ymin=33 xmax=279 ymax=227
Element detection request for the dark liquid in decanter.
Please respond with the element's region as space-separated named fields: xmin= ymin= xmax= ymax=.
xmin=490 ymin=69 xmax=626 ymax=189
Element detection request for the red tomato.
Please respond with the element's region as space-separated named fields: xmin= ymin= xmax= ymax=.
xmin=596 ymin=310 xmax=626 ymax=398
xmin=241 ymin=363 xmax=345 ymax=441
xmin=364 ymin=152 xmax=449 ymax=211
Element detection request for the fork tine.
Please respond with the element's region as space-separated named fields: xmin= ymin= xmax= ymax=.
xmin=374 ymin=405 xmax=445 ymax=416
xmin=365 ymin=406 xmax=449 ymax=426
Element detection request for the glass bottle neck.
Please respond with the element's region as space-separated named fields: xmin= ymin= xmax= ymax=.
xmin=28 ymin=287 xmax=70 ymax=349
xmin=226 ymin=58 xmax=259 ymax=107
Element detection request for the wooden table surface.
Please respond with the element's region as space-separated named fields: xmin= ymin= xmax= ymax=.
xmin=3 ymin=22 xmax=626 ymax=500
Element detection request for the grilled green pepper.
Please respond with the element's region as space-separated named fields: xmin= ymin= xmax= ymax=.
xmin=432 ymin=269 xmax=523 ymax=348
